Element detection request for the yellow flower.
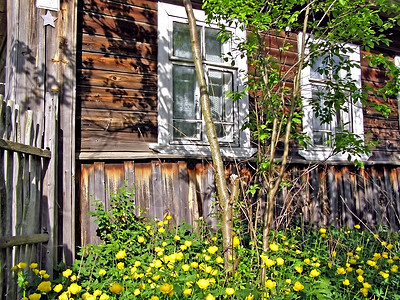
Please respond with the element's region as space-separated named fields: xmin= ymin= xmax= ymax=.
xmin=276 ymin=257 xmax=284 ymax=266
xmin=204 ymin=255 xmax=211 ymax=261
xmin=160 ymin=283 xmax=174 ymax=295
xmin=62 ymin=269 xmax=72 ymax=278
xmin=115 ymin=250 xmax=126 ymax=260
xmin=363 ymin=282 xmax=371 ymax=289
xmin=158 ymin=227 xmax=165 ymax=233
xmin=99 ymin=269 xmax=106 ymax=276
xmin=182 ymin=264 xmax=190 ymax=272
xmin=93 ymin=290 xmax=102 ymax=296
xmin=232 ymin=236 xmax=240 ymax=247
xmin=174 ymin=235 xmax=181 ymax=241
xmin=53 ymin=283 xmax=63 ymax=293
xmin=337 ymin=267 xmax=346 ymax=275
xmin=381 ymin=241 xmax=387 ymax=247
xmin=69 ymin=283 xmax=82 ymax=295
xmin=304 ymin=258 xmax=310 ymax=264
xmin=366 ymin=260 xmax=376 ymax=267
xmin=191 ymin=261 xmax=198 ymax=268
xmin=70 ymin=275 xmax=77 ymax=282
xmin=360 ymin=288 xmax=368 ymax=297
xmin=391 ymin=265 xmax=398 ymax=272
xmin=207 ymin=246 xmax=219 ymax=254
xmin=59 ymin=292 xmax=69 ymax=300
xmin=356 ymin=247 xmax=362 ymax=252
xmin=197 ymin=279 xmax=210 ymax=290
xmin=260 ymin=255 xmax=275 ymax=267
xmin=138 ymin=236 xmax=145 ymax=243
xmin=110 ymin=283 xmax=124 ymax=294
xmin=117 ymin=262 xmax=124 ymax=270
xmin=183 ymin=288 xmax=192 ymax=296
xmin=293 ymin=281 xmax=304 ymax=292
xmin=295 ymin=266 xmax=303 ymax=274
xmin=343 ymin=279 xmax=350 ymax=286
xmin=269 ymin=243 xmax=279 ymax=252
xmin=310 ymin=269 xmax=320 ymax=278
xmin=166 ymin=215 xmax=172 ymax=220
xmin=354 ymin=224 xmax=361 ymax=229
xmin=332 ymin=251 xmax=337 ymax=257
xmin=29 ymin=263 xmax=38 ymax=269
xmin=184 ymin=240 xmax=192 ymax=247
xmin=28 ymin=293 xmax=41 ymax=300
xmin=319 ymin=228 xmax=327 ymax=234
xmin=216 ymin=256 xmax=224 ymax=264
xmin=357 ymin=275 xmax=364 ymax=282
xmin=246 ymin=294 xmax=255 ymax=300
xmin=99 ymin=294 xmax=109 ymax=300
xmin=356 ymin=268 xmax=364 ymax=275
xmin=225 ymin=288 xmax=235 ymax=295
xmin=37 ymin=281 xmax=52 ymax=293
xmin=265 ymin=279 xmax=276 ymax=289
xmin=387 ymin=244 xmax=394 ymax=250
xmin=379 ymin=271 xmax=389 ymax=279
xmin=151 ymin=296 xmax=160 ymax=300
xmin=134 ymin=289 xmax=141 ymax=296
xmin=18 ymin=262 xmax=27 ymax=269
xmin=205 ymin=294 xmax=215 ymax=300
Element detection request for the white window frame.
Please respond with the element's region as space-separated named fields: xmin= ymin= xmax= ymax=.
xmin=395 ymin=56 xmax=400 ymax=129
xmin=298 ymin=32 xmax=366 ymax=161
xmin=150 ymin=2 xmax=255 ymax=158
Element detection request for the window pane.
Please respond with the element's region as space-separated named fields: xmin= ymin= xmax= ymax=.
xmin=173 ymin=65 xmax=200 ymax=140
xmin=173 ymin=121 xmax=200 ymax=139
xmin=173 ymin=22 xmax=201 ymax=59
xmin=173 ymin=65 xmax=197 ymax=119
xmin=310 ymin=53 xmax=328 ymax=80
xmin=208 ymin=70 xmax=233 ymax=122
xmin=205 ymin=27 xmax=223 ymax=62
xmin=312 ymin=85 xmax=332 ymax=146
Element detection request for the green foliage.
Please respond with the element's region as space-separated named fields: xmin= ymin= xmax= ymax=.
xmin=89 ymin=184 xmax=149 ymax=246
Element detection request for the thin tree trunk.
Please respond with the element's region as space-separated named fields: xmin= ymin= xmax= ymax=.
xmin=183 ymin=0 xmax=233 ymax=268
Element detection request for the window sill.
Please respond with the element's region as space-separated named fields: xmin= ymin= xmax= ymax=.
xmin=298 ymin=148 xmax=370 ymax=162
xmin=149 ymin=143 xmax=257 ymax=159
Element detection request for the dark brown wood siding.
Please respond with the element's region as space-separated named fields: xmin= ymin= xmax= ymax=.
xmin=77 ymin=0 xmax=158 ymax=153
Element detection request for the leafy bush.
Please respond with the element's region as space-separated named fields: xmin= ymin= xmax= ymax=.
xmin=13 ymin=186 xmax=400 ymax=299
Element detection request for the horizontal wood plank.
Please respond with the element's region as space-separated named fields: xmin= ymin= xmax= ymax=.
xmin=80 ymin=51 xmax=157 ymax=74
xmin=0 ymin=234 xmax=49 ymax=249
xmin=79 ymin=130 xmax=156 ymax=152
xmin=80 ymin=34 xmax=156 ymax=59
xmin=81 ymin=12 xmax=157 ymax=44
xmin=81 ymin=0 xmax=157 ymax=25
xmin=80 ymin=107 xmax=157 ymax=132
xmin=0 ymin=138 xmax=51 ymax=158
xmin=77 ymin=69 xmax=157 ymax=90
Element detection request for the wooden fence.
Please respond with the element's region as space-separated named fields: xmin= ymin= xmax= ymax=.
xmin=0 ymin=97 xmax=55 ymax=299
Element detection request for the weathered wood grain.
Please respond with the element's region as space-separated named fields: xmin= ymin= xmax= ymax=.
xmin=80 ymin=34 xmax=156 ymax=59
xmin=81 ymin=0 xmax=157 ymax=25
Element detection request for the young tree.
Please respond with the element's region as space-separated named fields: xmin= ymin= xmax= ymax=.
xmin=183 ymin=0 xmax=238 ymax=269
xmin=202 ymin=0 xmax=400 ymax=283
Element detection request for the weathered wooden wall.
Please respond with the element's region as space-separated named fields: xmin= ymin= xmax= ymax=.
xmin=78 ymin=160 xmax=400 ymax=247
xmin=77 ymin=0 xmax=158 ymax=153
xmin=79 ymin=160 xmax=217 ymax=246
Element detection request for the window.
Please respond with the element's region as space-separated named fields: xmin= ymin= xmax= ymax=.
xmin=151 ymin=2 xmax=255 ymax=158
xmin=298 ymin=33 xmax=365 ymax=161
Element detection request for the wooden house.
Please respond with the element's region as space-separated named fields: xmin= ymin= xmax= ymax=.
xmin=1 ymin=0 xmax=400 ymax=275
